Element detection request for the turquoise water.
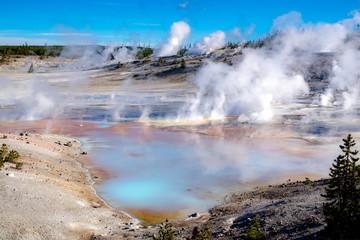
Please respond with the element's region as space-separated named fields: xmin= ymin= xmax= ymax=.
xmin=79 ymin=122 xmax=336 ymax=216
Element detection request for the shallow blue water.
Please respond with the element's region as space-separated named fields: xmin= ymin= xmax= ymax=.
xmin=79 ymin=122 xmax=336 ymax=216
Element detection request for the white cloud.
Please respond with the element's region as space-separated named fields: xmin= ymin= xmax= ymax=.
xmin=179 ymin=1 xmax=188 ymax=8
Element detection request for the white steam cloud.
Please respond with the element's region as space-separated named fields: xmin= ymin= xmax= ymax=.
xmin=177 ymin=11 xmax=360 ymax=122
xmin=156 ymin=21 xmax=191 ymax=57
xmin=0 ymin=74 xmax=65 ymax=121
xmin=60 ymin=42 xmax=135 ymax=69
xmin=322 ymin=47 xmax=360 ymax=109
xmin=178 ymin=52 xmax=308 ymax=122
xmin=187 ymin=30 xmax=226 ymax=55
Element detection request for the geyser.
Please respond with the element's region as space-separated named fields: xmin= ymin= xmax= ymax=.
xmin=155 ymin=21 xmax=191 ymax=57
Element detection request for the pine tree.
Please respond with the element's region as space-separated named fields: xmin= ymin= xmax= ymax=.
xmin=180 ymin=59 xmax=186 ymax=68
xmin=322 ymin=134 xmax=360 ymax=239
xmin=153 ymin=219 xmax=175 ymax=240
xmin=245 ymin=217 xmax=265 ymax=240
xmin=117 ymin=61 xmax=122 ymax=69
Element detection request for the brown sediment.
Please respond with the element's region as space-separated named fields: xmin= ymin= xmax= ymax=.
xmin=125 ymin=150 xmax=145 ymax=157
xmin=123 ymin=208 xmax=182 ymax=226
xmin=77 ymin=154 xmax=120 ymax=184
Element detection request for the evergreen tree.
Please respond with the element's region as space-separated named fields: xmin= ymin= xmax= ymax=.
xmin=245 ymin=217 xmax=265 ymax=240
xmin=153 ymin=219 xmax=175 ymax=240
xmin=322 ymin=134 xmax=360 ymax=239
xmin=180 ymin=59 xmax=186 ymax=68
xmin=117 ymin=61 xmax=122 ymax=69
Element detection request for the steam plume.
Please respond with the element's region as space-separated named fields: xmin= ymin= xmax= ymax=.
xmin=156 ymin=21 xmax=191 ymax=57
xmin=187 ymin=30 xmax=226 ymax=55
xmin=177 ymin=11 xmax=360 ymax=122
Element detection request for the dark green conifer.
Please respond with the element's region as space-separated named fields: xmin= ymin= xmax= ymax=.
xmin=180 ymin=59 xmax=186 ymax=68
xmin=323 ymin=134 xmax=360 ymax=239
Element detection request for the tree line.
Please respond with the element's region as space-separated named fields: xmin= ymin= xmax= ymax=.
xmin=0 ymin=43 xmax=63 ymax=57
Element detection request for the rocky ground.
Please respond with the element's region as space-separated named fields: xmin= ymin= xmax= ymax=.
xmin=185 ymin=179 xmax=327 ymax=240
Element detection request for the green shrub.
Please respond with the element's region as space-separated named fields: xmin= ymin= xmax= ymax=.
xmin=0 ymin=144 xmax=20 ymax=168
xmin=227 ymin=42 xmax=239 ymax=49
xmin=158 ymin=57 xmax=164 ymax=65
xmin=2 ymin=135 xmax=7 ymax=139
xmin=177 ymin=48 xmax=187 ymax=56
xmin=153 ymin=219 xmax=175 ymax=240
xmin=191 ymin=226 xmax=212 ymax=240
xmin=5 ymin=150 xmax=20 ymax=162
xmin=15 ymin=162 xmax=23 ymax=169
xmin=117 ymin=61 xmax=122 ymax=68
xmin=136 ymin=47 xmax=153 ymax=59
xmin=180 ymin=59 xmax=186 ymax=69
xmin=0 ymin=144 xmax=8 ymax=158
xmin=246 ymin=217 xmax=265 ymax=240
xmin=304 ymin=177 xmax=311 ymax=185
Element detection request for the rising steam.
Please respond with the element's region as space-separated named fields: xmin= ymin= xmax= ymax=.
xmin=155 ymin=21 xmax=191 ymax=57
xmin=178 ymin=52 xmax=308 ymax=122
xmin=175 ymin=11 xmax=360 ymax=123
xmin=187 ymin=30 xmax=226 ymax=55
xmin=0 ymin=74 xmax=65 ymax=121
xmin=60 ymin=42 xmax=135 ymax=69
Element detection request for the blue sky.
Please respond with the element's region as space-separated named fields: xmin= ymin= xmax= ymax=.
xmin=0 ymin=0 xmax=358 ymax=45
